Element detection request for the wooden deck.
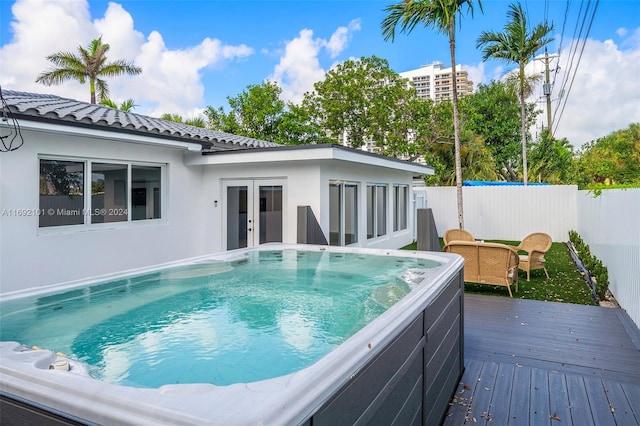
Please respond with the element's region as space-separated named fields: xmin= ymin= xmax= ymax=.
xmin=444 ymin=294 xmax=640 ymax=425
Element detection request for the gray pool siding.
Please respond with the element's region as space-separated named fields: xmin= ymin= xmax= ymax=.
xmin=306 ymin=269 xmax=464 ymax=426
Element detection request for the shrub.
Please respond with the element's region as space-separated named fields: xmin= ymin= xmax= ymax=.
xmin=568 ymin=230 xmax=609 ymax=300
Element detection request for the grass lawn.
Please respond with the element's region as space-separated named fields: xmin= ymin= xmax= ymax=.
xmin=401 ymin=240 xmax=594 ymax=305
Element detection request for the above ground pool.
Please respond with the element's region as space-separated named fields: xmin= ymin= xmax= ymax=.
xmin=0 ymin=244 xmax=464 ymax=425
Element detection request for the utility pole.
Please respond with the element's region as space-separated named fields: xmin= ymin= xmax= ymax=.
xmin=542 ymin=49 xmax=553 ymax=138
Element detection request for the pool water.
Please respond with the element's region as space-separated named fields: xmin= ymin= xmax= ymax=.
xmin=0 ymin=249 xmax=440 ymax=388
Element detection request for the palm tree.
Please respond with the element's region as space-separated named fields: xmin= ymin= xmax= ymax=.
xmin=381 ymin=0 xmax=483 ymax=229
xmin=160 ymin=113 xmax=206 ymax=128
xmin=36 ymin=37 xmax=142 ymax=104
xmin=476 ymin=2 xmax=553 ymax=185
xmin=99 ymin=98 xmax=138 ymax=112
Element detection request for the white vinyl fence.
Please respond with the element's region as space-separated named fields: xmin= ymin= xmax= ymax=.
xmin=414 ymin=185 xmax=640 ymax=328
xmin=415 ymin=185 xmax=578 ymax=242
xmin=577 ymin=189 xmax=640 ymax=329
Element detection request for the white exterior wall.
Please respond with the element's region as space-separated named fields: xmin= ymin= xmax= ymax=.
xmin=0 ymin=128 xmax=207 ymax=294
xmin=200 ymin=162 xmax=319 ymax=253
xmin=319 ymin=160 xmax=416 ymax=250
xmin=418 ymin=185 xmax=577 ymax=242
xmin=200 ymin=159 xmax=416 ymax=252
xmin=577 ymin=189 xmax=640 ymax=328
xmin=1 ymin=132 xmax=422 ymax=295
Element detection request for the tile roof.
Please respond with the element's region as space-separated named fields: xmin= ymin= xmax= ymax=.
xmin=1 ymin=89 xmax=280 ymax=151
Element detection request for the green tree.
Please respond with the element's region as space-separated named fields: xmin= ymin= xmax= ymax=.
xmin=275 ymin=102 xmax=332 ymax=145
xmin=382 ymin=0 xmax=483 ymax=229
xmin=205 ymin=105 xmax=240 ymax=134
xmin=462 ymin=80 xmax=530 ymax=180
xmin=415 ymin=100 xmax=497 ymax=185
xmin=205 ymin=81 xmax=331 ymax=144
xmin=99 ymin=98 xmax=138 ymax=112
xmin=477 ymin=2 xmax=553 ymax=185
xmin=424 ymin=129 xmax=497 ymax=185
xmin=205 ymin=81 xmax=285 ymax=141
xmin=304 ymin=56 xmax=416 ymax=151
xmin=36 ymin=36 xmax=142 ymax=104
xmin=528 ymin=129 xmax=575 ymax=184
xmin=160 ymin=113 xmax=206 ymax=128
xmin=574 ymin=123 xmax=640 ymax=187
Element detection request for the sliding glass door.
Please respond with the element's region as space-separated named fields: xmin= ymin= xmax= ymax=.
xmin=329 ymin=182 xmax=358 ymax=246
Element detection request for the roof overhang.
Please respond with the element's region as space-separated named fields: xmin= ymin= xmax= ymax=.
xmin=186 ymin=144 xmax=434 ymax=175
xmin=6 ymin=117 xmax=204 ymax=152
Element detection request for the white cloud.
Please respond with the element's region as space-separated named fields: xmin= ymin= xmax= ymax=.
xmin=0 ymin=0 xmax=254 ymax=116
xmin=133 ymin=32 xmax=253 ymax=116
xmin=269 ymin=21 xmax=361 ymax=104
xmin=528 ymin=31 xmax=640 ymax=148
xmin=462 ymin=62 xmax=486 ymax=88
xmin=325 ymin=19 xmax=361 ymax=59
xmin=269 ymin=29 xmax=325 ymax=104
xmin=474 ymin=29 xmax=640 ymax=149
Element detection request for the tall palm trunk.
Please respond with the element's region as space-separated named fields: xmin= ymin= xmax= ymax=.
xmin=450 ymin=37 xmax=464 ymax=229
xmin=519 ymin=64 xmax=528 ymax=185
xmin=89 ymin=78 xmax=96 ymax=104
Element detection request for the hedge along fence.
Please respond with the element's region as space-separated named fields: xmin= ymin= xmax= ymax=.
xmin=568 ymin=230 xmax=609 ymax=303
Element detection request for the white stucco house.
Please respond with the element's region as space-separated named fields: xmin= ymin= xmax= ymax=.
xmin=0 ymin=89 xmax=433 ymax=294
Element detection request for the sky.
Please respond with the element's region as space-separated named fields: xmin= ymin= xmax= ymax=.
xmin=1 ymin=0 xmax=639 ymax=149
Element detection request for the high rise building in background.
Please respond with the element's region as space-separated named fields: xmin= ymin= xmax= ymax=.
xmin=399 ymin=63 xmax=474 ymax=102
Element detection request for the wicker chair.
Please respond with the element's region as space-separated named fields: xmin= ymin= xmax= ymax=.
xmin=517 ymin=233 xmax=553 ymax=281
xmin=444 ymin=241 xmax=519 ymax=297
xmin=443 ymin=229 xmax=475 ymax=245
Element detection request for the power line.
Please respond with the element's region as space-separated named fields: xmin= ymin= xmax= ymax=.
xmin=553 ymin=0 xmax=600 ymax=134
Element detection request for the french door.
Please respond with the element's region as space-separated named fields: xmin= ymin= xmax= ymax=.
xmin=223 ymin=180 xmax=284 ymax=250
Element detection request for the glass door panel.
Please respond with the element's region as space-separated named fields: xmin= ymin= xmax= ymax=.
xmin=258 ymin=185 xmax=283 ymax=244
xmin=226 ymin=185 xmax=249 ymax=250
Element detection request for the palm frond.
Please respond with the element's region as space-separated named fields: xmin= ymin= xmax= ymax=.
xmin=95 ymin=79 xmax=109 ymax=102
xmin=36 ymin=36 xmax=142 ymax=103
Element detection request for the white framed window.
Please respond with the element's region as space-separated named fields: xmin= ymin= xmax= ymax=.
xmin=393 ymin=185 xmax=409 ymax=232
xmin=329 ymin=181 xmax=358 ymax=246
xmin=367 ymin=184 xmax=387 ymax=239
xmin=39 ymin=157 xmax=164 ymax=228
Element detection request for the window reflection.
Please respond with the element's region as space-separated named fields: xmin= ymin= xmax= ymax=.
xmin=39 ymin=160 xmax=85 ymax=227
xmin=132 ymin=166 xmax=162 ymax=221
xmin=91 ymin=163 xmax=128 ymax=223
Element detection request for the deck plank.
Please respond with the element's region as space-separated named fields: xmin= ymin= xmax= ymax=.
xmin=487 ymin=362 xmax=515 ymax=425
xmin=583 ymin=376 xmax=617 ymax=425
xmin=466 ymin=361 xmax=498 ymax=425
xmin=530 ymin=367 xmax=551 ymax=425
xmin=548 ymin=371 xmax=572 ymax=424
xmin=443 ymin=358 xmax=484 ymax=425
xmin=445 ymin=294 xmax=640 ymax=425
xmin=463 ymin=294 xmax=640 ymax=384
xmin=565 ymin=374 xmax=595 ymax=426
xmin=509 ymin=364 xmax=531 ymax=425
xmin=620 ymin=383 xmax=640 ymax=424
xmin=603 ymin=380 xmax=640 ymax=425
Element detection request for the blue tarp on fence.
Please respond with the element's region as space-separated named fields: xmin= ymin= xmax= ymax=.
xmin=463 ymin=180 xmax=551 ymax=186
